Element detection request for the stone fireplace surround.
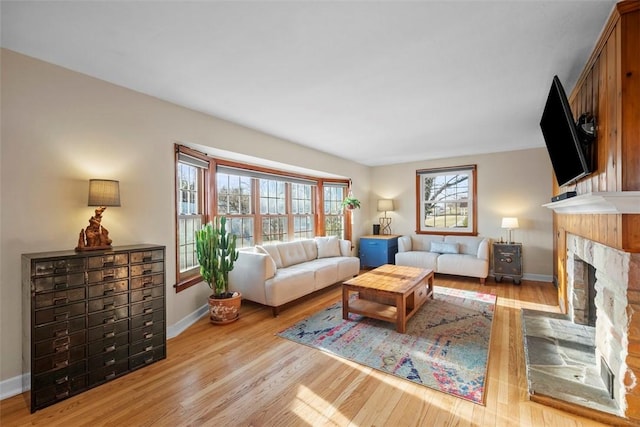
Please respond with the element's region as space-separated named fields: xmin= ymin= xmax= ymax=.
xmin=565 ymin=233 xmax=640 ymax=418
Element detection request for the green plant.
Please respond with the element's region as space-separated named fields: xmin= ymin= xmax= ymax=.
xmin=341 ymin=195 xmax=361 ymax=210
xmin=195 ymin=216 xmax=239 ymax=298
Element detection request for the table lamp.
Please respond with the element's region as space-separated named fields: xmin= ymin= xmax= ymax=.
xmin=76 ymin=179 xmax=120 ymax=251
xmin=501 ymin=217 xmax=519 ymax=244
xmin=378 ymin=199 xmax=394 ymax=235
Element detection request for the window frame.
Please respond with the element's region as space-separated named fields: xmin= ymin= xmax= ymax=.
xmin=174 ymin=144 xmax=351 ymax=293
xmin=415 ymin=164 xmax=477 ymax=235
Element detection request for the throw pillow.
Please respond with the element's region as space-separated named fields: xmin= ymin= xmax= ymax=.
xmin=315 ymin=236 xmax=341 ymax=258
xmin=430 ymin=241 xmax=460 ymax=254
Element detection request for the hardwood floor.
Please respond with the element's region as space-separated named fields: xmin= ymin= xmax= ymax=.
xmin=1 ymin=275 xmax=610 ymax=426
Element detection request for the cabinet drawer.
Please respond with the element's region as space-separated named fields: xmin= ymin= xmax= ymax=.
xmin=88 ymin=360 xmax=128 ymax=386
xmin=130 ymin=334 xmax=164 ymax=356
xmin=87 ymin=253 xmax=129 ymax=269
xmin=34 ymin=317 xmax=86 ymax=342
xmin=35 ymin=287 xmax=85 ymax=309
xmin=130 ymin=346 xmax=165 ymax=371
xmin=34 ymin=330 xmax=86 ymax=358
xmin=131 ymin=310 xmax=164 ymax=330
xmin=88 ymin=307 xmax=129 ymax=328
xmin=33 ymin=345 xmax=86 ymax=374
xmin=131 ymin=250 xmax=164 ymax=264
xmin=33 ymin=259 xmax=86 ymax=277
xmin=88 ymin=332 xmax=129 ymax=357
xmin=415 ymin=285 xmax=429 ymax=306
xmin=131 ymin=298 xmax=164 ymax=317
xmin=87 ymin=267 xmax=129 ymax=284
xmin=131 ymin=320 xmax=164 ymax=343
xmin=33 ymin=372 xmax=87 ymax=410
xmin=130 ymin=273 xmax=164 ymax=290
xmin=33 ymin=272 xmax=85 ymax=292
xmin=89 ymin=347 xmax=129 ymax=371
xmin=131 ymin=286 xmax=164 ymax=303
xmin=88 ymin=280 xmax=129 ymax=299
xmin=35 ymin=301 xmax=85 ymax=325
xmin=88 ymin=319 xmax=129 ymax=342
xmin=33 ymin=360 xmax=86 ymax=388
xmin=130 ymin=262 xmax=164 ymax=277
xmin=88 ymin=293 xmax=128 ymax=313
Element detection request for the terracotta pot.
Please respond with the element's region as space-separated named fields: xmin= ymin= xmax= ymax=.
xmin=208 ymin=292 xmax=242 ymax=325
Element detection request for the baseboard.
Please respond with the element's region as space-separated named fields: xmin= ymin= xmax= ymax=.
xmin=1 ymin=304 xmax=210 ymax=401
xmin=0 ymin=373 xmax=28 ymax=401
xmin=489 ymin=271 xmax=553 ymax=283
xmin=167 ymin=303 xmax=209 ymax=339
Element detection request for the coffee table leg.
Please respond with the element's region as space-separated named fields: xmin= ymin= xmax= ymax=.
xmin=342 ymin=285 xmax=349 ymax=320
xmin=396 ymin=294 xmax=406 ymax=333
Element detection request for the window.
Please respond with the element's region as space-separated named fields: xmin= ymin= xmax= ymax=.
xmin=174 ymin=144 xmax=352 ymax=292
xmin=323 ymin=183 xmax=348 ymax=239
xmin=175 ymin=146 xmax=211 ymax=290
xmin=416 ymin=165 xmax=476 ymax=235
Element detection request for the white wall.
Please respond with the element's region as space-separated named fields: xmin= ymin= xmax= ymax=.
xmin=0 ymin=49 xmax=370 ymax=388
xmin=0 ymin=48 xmax=555 ymax=394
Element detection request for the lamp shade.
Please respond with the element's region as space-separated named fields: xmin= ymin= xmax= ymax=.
xmin=377 ymin=199 xmax=394 ymax=212
xmin=88 ymin=179 xmax=121 ymax=207
xmin=501 ymin=217 xmax=519 ymax=229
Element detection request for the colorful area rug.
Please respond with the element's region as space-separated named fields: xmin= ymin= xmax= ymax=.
xmin=277 ymin=286 xmax=497 ymax=404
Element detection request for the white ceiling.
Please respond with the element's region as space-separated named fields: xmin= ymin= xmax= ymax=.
xmin=1 ymin=0 xmax=616 ymax=166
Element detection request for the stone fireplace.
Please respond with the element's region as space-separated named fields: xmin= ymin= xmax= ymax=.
xmin=565 ymin=233 xmax=639 ymax=417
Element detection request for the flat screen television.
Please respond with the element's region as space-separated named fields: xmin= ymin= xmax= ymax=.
xmin=540 ymin=75 xmax=592 ymax=187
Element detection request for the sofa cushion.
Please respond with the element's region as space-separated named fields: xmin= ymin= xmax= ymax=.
xmin=277 ymin=241 xmax=311 ymax=267
xmin=410 ymin=235 xmax=444 ymax=251
xmin=264 ymin=267 xmax=315 ymax=306
xmin=437 ymin=253 xmax=488 ymax=279
xmin=315 ymin=236 xmax=341 ymax=258
xmin=301 ymin=239 xmax=318 ymax=260
xmin=395 ymin=250 xmax=439 ymax=270
xmin=430 ymin=241 xmax=459 ymax=254
xmin=254 ymin=246 xmax=277 ymax=278
xmin=259 ymin=244 xmax=284 ymax=269
xmin=444 ymin=236 xmax=483 ymax=256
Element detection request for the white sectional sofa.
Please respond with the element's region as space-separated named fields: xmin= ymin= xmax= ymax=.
xmin=395 ymin=235 xmax=490 ymax=284
xmin=228 ymin=237 xmax=360 ymax=315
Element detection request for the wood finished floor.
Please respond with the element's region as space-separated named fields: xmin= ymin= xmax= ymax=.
xmin=1 ymin=275 xmax=610 ymax=426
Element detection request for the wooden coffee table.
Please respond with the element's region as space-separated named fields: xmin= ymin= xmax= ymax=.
xmin=342 ymin=264 xmax=434 ymax=333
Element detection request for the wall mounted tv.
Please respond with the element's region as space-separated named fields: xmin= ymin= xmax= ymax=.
xmin=540 ymin=75 xmax=595 ymax=188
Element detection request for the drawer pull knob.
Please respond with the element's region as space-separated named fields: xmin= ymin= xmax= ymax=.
xmin=104 ymin=359 xmax=115 ymax=366
xmin=103 ymin=274 xmax=114 ymax=280
xmin=144 ymin=321 xmax=153 ymax=327
xmin=104 ymin=317 xmax=116 ymax=324
xmin=55 ymin=375 xmax=69 ymax=385
xmin=54 ymin=297 xmax=68 ymax=305
xmin=55 ymin=391 xmax=70 ymax=399
xmin=54 ymin=283 xmax=68 ymax=290
xmin=105 ymin=372 xmax=116 ymax=380
xmin=144 ymin=333 xmax=153 ymax=339
xmin=54 ymin=313 xmax=69 ymax=321
xmin=144 ymin=308 xmax=153 ymax=314
xmin=104 ymin=345 xmax=116 ymax=353
xmin=104 ymin=288 xmax=115 ymax=295
xmin=145 ymin=345 xmax=153 ymax=352
xmin=55 ymin=344 xmax=69 ymax=353
xmin=104 ymin=331 xmax=115 ymax=338
xmin=143 ymin=256 xmax=152 ymax=262
xmin=104 ymin=303 xmax=115 ymax=310
xmin=143 ymin=269 xmax=152 ymax=275
xmin=55 ymin=329 xmax=69 ymax=337
xmin=144 ymin=357 xmax=154 ymax=364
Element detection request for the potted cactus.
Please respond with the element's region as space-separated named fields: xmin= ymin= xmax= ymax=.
xmin=195 ymin=216 xmax=241 ymax=324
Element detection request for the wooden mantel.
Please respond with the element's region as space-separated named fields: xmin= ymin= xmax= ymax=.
xmin=543 ymin=191 xmax=640 ymax=214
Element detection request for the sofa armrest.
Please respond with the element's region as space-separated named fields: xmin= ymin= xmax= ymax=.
xmin=228 ymin=250 xmax=271 ymax=305
xmin=477 ymin=238 xmax=490 ymax=261
xmin=339 ymin=239 xmax=353 ymax=257
xmin=398 ymin=236 xmax=412 ymax=252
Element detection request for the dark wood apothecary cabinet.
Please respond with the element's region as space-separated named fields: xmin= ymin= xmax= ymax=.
xmin=22 ymin=244 xmax=166 ymax=412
